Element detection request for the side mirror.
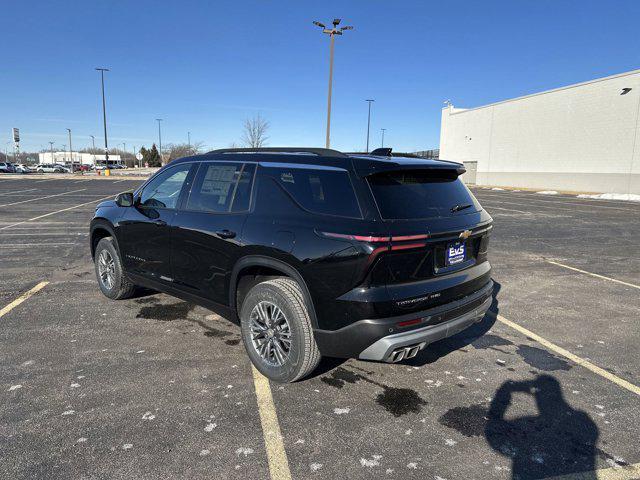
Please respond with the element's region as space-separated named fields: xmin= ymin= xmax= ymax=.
xmin=116 ymin=192 xmax=134 ymax=207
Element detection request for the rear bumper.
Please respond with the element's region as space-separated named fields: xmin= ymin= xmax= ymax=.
xmin=313 ymin=279 xmax=494 ymax=360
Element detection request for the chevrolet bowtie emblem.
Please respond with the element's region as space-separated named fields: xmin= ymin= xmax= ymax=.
xmin=459 ymin=230 xmax=472 ymax=240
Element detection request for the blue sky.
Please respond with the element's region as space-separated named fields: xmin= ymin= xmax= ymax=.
xmin=2 ymin=0 xmax=640 ymax=154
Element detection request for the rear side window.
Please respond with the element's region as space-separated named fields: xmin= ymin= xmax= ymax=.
xmin=186 ymin=162 xmax=255 ymax=213
xmin=367 ymin=169 xmax=480 ymax=219
xmin=269 ymin=167 xmax=361 ymax=218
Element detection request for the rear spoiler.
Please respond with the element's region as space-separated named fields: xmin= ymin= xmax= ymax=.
xmin=357 ymin=162 xmax=466 ymax=178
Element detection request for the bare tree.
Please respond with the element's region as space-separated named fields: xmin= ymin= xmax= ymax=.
xmin=165 ymin=142 xmax=205 ymax=162
xmin=241 ymin=115 xmax=270 ymax=148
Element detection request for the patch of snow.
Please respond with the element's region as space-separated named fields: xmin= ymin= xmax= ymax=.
xmin=386 ymin=468 xmax=394 ymax=475
xmin=445 ymin=439 xmax=457 ymax=446
xmin=21 ymin=360 xmax=35 ymax=366
xmin=294 ymin=439 xmax=305 ymax=445
xmin=61 ymin=410 xmax=75 ymax=416
xmin=310 ymin=463 xmax=323 ymax=472
xmin=142 ymin=411 xmax=156 ymax=421
xmin=360 ymin=456 xmax=381 ymax=467
xmin=405 ymin=429 xmax=412 ymax=435
xmin=204 ymin=422 xmax=217 ymax=432
xmin=8 ymin=385 xmax=22 ymax=391
xmin=70 ymin=383 xmax=80 ymax=388
xmin=536 ymin=190 xmax=558 ymax=195
xmin=77 ymin=437 xmax=87 ymax=443
xmin=235 ymin=447 xmax=254 ymax=457
xmin=407 ymin=462 xmax=418 ymax=469
xmin=333 ymin=407 xmax=350 ymax=415
xmin=136 ymin=350 xmax=145 ymax=354
xmin=122 ymin=444 xmax=133 ymax=450
xmin=577 ymin=193 xmax=640 ymax=202
xmin=595 ymin=405 xmax=605 ymax=410
xmin=200 ymin=449 xmax=210 ymax=456
xmin=491 ymin=187 xmax=505 ymax=191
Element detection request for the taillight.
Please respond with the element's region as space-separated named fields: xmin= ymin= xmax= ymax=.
xmin=320 ymin=231 xmax=429 ymax=263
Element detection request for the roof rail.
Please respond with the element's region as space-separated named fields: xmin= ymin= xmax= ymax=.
xmin=207 ymin=147 xmax=348 ymax=158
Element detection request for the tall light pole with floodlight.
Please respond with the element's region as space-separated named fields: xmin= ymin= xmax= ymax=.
xmin=49 ymin=141 xmax=55 ymax=163
xmin=381 ymin=128 xmax=386 ymax=148
xmin=313 ymin=18 xmax=353 ymax=149
xmin=365 ymin=99 xmax=375 ymax=152
xmin=156 ymin=119 xmax=163 ymax=164
xmin=95 ymin=68 xmax=110 ymax=165
xmin=66 ymin=128 xmax=73 ymax=169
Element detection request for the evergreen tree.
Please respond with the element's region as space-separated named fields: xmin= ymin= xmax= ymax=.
xmin=143 ymin=144 xmax=161 ymax=167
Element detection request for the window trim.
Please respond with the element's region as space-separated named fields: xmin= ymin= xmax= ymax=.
xmin=180 ymin=161 xmax=257 ymax=215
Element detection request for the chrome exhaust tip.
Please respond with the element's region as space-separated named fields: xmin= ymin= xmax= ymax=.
xmin=388 ymin=344 xmax=423 ymax=363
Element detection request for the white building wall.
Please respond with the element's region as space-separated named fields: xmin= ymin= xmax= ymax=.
xmin=38 ymin=152 xmax=121 ymax=165
xmin=440 ymin=69 xmax=640 ymax=194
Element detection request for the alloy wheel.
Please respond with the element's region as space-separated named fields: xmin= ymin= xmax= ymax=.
xmin=249 ymin=301 xmax=292 ymax=366
xmin=98 ymin=249 xmax=116 ymax=290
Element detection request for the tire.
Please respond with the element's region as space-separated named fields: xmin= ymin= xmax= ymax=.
xmin=94 ymin=237 xmax=137 ymax=300
xmin=240 ymin=278 xmax=321 ymax=383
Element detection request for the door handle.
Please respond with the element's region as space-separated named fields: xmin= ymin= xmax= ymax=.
xmin=153 ymin=220 xmax=167 ymax=227
xmin=215 ymin=229 xmax=236 ymax=239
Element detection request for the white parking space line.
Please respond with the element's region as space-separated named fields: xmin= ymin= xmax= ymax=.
xmin=0 ymin=232 xmax=88 ymax=236
xmin=481 ymin=202 xmax=563 ymax=217
xmin=113 ymin=179 xmax=129 ymax=183
xmin=496 ymin=314 xmax=640 ymax=396
xmin=0 ymin=194 xmax=114 ymax=231
xmin=0 ymin=188 xmax=87 ymax=208
xmin=546 ymin=260 xmax=640 ymax=290
xmin=251 ymin=366 xmax=292 ymax=480
xmin=1 ymin=242 xmax=77 ymax=247
xmin=0 ymin=188 xmax=38 ymax=196
xmin=0 ymin=282 xmax=49 ymax=319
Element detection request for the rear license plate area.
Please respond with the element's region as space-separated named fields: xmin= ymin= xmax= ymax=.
xmin=445 ymin=241 xmax=466 ymax=266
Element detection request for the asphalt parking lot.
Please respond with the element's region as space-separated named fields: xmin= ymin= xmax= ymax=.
xmin=1 ymin=177 xmax=639 ymax=480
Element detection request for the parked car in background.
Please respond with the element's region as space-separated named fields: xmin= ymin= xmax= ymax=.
xmin=90 ymin=147 xmax=493 ymax=382
xmin=36 ymin=163 xmax=69 ymax=173
xmin=15 ymin=164 xmax=33 ymax=173
xmin=0 ymin=162 xmax=16 ymax=173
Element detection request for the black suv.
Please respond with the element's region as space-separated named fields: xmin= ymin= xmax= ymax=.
xmin=90 ymin=147 xmax=493 ymax=382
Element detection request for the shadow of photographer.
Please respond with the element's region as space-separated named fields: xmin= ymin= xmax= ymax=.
xmin=486 ymin=375 xmax=598 ymax=479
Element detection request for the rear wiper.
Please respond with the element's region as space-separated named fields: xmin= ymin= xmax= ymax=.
xmin=450 ymin=203 xmax=472 ymax=213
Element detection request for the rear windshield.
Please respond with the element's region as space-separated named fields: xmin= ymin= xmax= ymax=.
xmin=367 ymin=169 xmax=480 ymax=219
xmin=268 ymin=167 xmax=361 ymax=218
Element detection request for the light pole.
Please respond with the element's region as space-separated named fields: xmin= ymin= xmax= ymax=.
xmin=95 ymin=67 xmax=110 ymax=166
xmin=122 ymin=142 xmax=126 ymax=166
xmin=187 ymin=131 xmax=191 ymax=149
xmin=49 ymin=141 xmax=54 ymax=164
xmin=156 ymin=118 xmax=163 ymax=164
xmin=381 ymin=128 xmax=386 ymax=148
xmin=89 ymin=134 xmax=96 ymax=167
xmin=66 ymin=128 xmax=73 ymax=170
xmin=313 ymin=19 xmax=353 ymax=148
xmin=365 ymin=99 xmax=375 ymax=152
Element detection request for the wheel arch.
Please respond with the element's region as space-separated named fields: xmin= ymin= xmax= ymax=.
xmin=90 ymin=219 xmax=119 ymax=259
xmin=230 ymin=256 xmax=319 ymax=329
